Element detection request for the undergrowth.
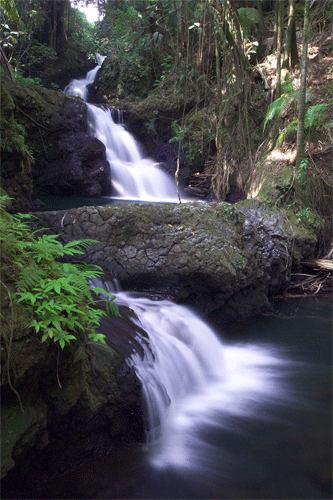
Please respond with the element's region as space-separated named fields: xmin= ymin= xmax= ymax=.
xmin=0 ymin=195 xmax=120 ymax=351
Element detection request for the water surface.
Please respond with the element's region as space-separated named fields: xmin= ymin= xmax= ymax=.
xmin=2 ymin=295 xmax=331 ymax=499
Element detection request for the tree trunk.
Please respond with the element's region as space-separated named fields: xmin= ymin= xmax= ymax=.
xmin=275 ymin=0 xmax=284 ymax=99
xmin=290 ymin=12 xmax=299 ymax=68
xmin=50 ymin=0 xmax=69 ymax=55
xmin=255 ymin=0 xmax=266 ymax=62
xmin=296 ymin=0 xmax=311 ymax=169
xmin=283 ymin=0 xmax=299 ymax=69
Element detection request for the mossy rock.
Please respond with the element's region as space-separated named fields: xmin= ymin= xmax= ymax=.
xmin=0 ymin=86 xmax=34 ymax=212
xmin=256 ymin=164 xmax=294 ymax=205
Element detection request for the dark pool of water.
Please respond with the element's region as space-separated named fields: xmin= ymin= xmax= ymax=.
xmin=36 ymin=195 xmax=163 ymax=210
xmin=2 ymin=296 xmax=332 ymax=499
xmin=35 ymin=195 xmax=194 ymax=211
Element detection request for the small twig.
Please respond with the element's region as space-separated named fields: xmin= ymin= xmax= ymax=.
xmin=56 ymin=345 xmax=62 ymax=389
xmin=16 ymin=105 xmax=66 ymax=132
xmin=0 ymin=281 xmax=24 ymax=413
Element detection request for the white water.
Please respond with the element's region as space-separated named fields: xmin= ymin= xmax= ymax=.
xmin=97 ymin=288 xmax=301 ymax=476
xmin=86 ymin=104 xmax=179 ymax=201
xmin=64 ymin=56 xmax=181 ymax=202
xmin=64 ymin=54 xmax=106 ymax=101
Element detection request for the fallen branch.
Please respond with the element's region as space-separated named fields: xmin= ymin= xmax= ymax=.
xmin=302 ymin=259 xmax=333 ymax=271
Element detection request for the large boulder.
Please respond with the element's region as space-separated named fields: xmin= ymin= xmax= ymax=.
xmin=1 ymin=303 xmax=145 ymax=479
xmin=34 ymin=200 xmax=319 ymax=319
xmin=1 ymin=75 xmax=109 ymax=210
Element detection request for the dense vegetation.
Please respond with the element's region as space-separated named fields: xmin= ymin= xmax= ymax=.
xmin=0 ymin=193 xmax=121 ymax=411
xmin=1 ymin=0 xmax=332 ymax=354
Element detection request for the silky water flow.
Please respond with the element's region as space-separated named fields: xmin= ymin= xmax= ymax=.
xmin=91 ymin=280 xmax=306 ymax=481
xmin=64 ymin=55 xmax=180 ymax=202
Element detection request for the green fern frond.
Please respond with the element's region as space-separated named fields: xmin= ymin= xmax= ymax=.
xmin=281 ymin=79 xmax=294 ymax=95
xmin=16 ymin=264 xmax=44 ymax=291
xmin=263 ymin=95 xmax=290 ymax=131
xmin=276 ymin=118 xmax=298 ymax=146
xmin=63 ymin=239 xmax=99 ymax=253
xmin=304 ymin=103 xmax=329 ymax=129
xmin=292 ymin=88 xmax=314 ymax=105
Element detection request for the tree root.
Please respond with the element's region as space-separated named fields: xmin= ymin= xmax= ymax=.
xmin=287 ymin=270 xmax=332 ymax=296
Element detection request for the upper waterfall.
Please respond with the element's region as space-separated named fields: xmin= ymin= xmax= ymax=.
xmin=64 ymin=55 xmax=182 ymax=202
xmin=64 ymin=54 xmax=106 ymax=101
xmin=86 ymin=104 xmax=179 ymax=201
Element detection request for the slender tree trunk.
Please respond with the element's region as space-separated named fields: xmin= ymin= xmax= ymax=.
xmin=296 ymin=0 xmax=311 ymax=169
xmin=274 ymin=0 xmax=279 ymax=50
xmin=283 ymin=0 xmax=298 ymax=69
xmin=275 ymin=0 xmax=284 ymax=99
xmin=215 ymin=35 xmax=221 ymax=107
xmin=255 ymin=0 xmax=266 ymax=62
xmin=290 ymin=13 xmax=299 ymax=68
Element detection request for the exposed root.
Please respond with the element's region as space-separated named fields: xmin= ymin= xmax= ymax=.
xmin=287 ymin=270 xmax=332 ymax=296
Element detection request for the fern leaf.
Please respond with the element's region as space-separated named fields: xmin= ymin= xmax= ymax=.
xmin=304 ymin=103 xmax=329 ymax=129
xmin=276 ymin=118 xmax=298 ymax=146
xmin=16 ymin=265 xmax=44 ymax=292
xmin=63 ymin=239 xmax=99 ymax=253
xmin=281 ymin=79 xmax=294 ymax=95
xmin=263 ymin=95 xmax=290 ymax=131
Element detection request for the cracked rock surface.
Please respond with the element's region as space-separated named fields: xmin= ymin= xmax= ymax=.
xmin=35 ymin=199 xmax=317 ymax=318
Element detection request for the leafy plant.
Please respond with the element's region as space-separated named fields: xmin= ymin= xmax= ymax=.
xmin=0 ymin=201 xmax=120 ymax=350
xmin=14 ymin=72 xmax=43 ymax=86
xmin=263 ymin=79 xmax=314 ymax=131
xmin=263 ymin=78 xmax=330 ymax=147
xmin=296 ymin=158 xmax=308 ymax=183
xmin=237 ymin=7 xmax=259 ymax=38
xmin=276 ymin=103 xmax=330 ymax=146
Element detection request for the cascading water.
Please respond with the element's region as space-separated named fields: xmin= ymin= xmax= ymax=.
xmin=64 ymin=55 xmax=181 ymax=202
xmin=86 ymin=104 xmax=179 ymax=201
xmin=64 ymin=54 xmax=106 ymax=101
xmin=92 ymin=282 xmax=303 ymax=479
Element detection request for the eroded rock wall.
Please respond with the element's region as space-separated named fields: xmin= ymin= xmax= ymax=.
xmin=1 ymin=304 xmax=145 ymax=479
xmin=1 ymin=75 xmax=109 ymax=211
xmin=34 ymin=200 xmax=318 ymax=318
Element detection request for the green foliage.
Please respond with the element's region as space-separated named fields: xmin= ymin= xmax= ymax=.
xmin=0 ymin=86 xmax=33 ymax=170
xmin=263 ymin=79 xmax=314 ymax=131
xmin=14 ymin=72 xmax=43 ymax=86
xmin=296 ymin=158 xmax=308 ymax=183
xmin=264 ymin=78 xmax=330 ymax=147
xmin=237 ymin=7 xmax=259 ymax=38
xmin=304 ymin=103 xmax=330 ymax=129
xmin=1 ymin=0 xmax=20 ymax=27
xmin=294 ymin=206 xmax=323 ymax=233
xmin=0 ymin=201 xmax=120 ymax=350
xmin=95 ymin=1 xmax=168 ymax=94
xmin=276 ymin=103 xmax=330 ymax=146
xmin=169 ymin=120 xmax=191 ymax=143
xmin=67 ymin=7 xmax=99 ymax=61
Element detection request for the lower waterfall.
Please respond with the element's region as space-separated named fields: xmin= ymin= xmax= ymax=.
xmin=94 ymin=284 xmax=302 ymax=476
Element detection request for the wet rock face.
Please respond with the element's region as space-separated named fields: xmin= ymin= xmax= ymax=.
xmin=34 ymin=200 xmax=317 ymax=318
xmin=1 ymin=304 xmax=145 ymax=479
xmin=32 ymin=99 xmax=109 ymax=199
xmin=1 ymin=76 xmax=110 ymax=209
xmin=33 ymin=131 xmax=109 ymax=198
